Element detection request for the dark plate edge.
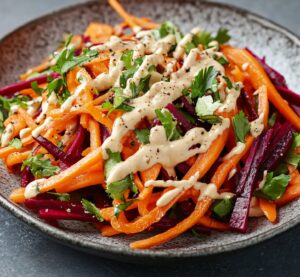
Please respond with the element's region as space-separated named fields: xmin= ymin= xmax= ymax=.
xmin=0 ymin=0 xmax=299 ymax=263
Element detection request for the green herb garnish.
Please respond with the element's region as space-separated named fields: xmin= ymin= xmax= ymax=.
xmin=81 ymin=198 xmax=104 ymax=222
xmin=232 ymin=111 xmax=251 ymax=143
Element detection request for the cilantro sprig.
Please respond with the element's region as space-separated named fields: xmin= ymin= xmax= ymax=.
xmin=21 ymin=154 xmax=60 ymax=178
xmin=255 ymin=172 xmax=290 ymax=201
xmin=134 ymin=128 xmax=150 ymax=144
xmin=38 ymin=35 xmax=98 ymax=103
xmin=186 ymin=27 xmax=231 ymax=53
xmin=114 ymin=201 xmax=134 ymax=218
xmin=9 ymin=138 xmax=22 ymax=149
xmin=155 ymin=109 xmax=181 ymax=141
xmin=232 ymin=111 xmax=251 ymax=143
xmin=104 ymin=150 xmax=138 ymax=200
xmin=191 ymin=66 xmax=219 ymax=100
xmin=81 ymin=198 xmax=104 ymax=222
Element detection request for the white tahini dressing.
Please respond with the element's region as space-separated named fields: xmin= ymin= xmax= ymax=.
xmin=107 ymin=119 xmax=229 ymax=183
xmin=145 ymin=172 xmax=234 ymax=207
xmin=250 ymin=112 xmax=265 ymax=137
xmin=1 ymin=123 xmax=14 ymax=147
xmin=224 ymin=142 xmax=246 ymax=160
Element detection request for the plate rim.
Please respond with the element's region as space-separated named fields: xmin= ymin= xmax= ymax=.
xmin=0 ymin=0 xmax=300 ymax=262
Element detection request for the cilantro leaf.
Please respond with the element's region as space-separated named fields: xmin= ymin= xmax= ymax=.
xmin=114 ymin=201 xmax=133 ymax=218
xmin=232 ymin=111 xmax=251 ymax=143
xmin=155 ymin=109 xmax=181 ymax=141
xmin=214 ymin=28 xmax=231 ymax=44
xmin=285 ymin=132 xmax=300 ymax=167
xmin=21 ymin=154 xmax=60 ymax=178
xmin=0 ymin=95 xmax=29 ymax=113
xmin=121 ymin=50 xmax=133 ymax=69
xmin=192 ymin=31 xmax=212 ymax=48
xmin=185 ymin=41 xmax=196 ymax=55
xmin=268 ymin=112 xmax=277 ymax=128
xmin=198 ymin=115 xmax=222 ymax=125
xmin=104 ymin=149 xmax=122 ymax=179
xmin=216 ymin=56 xmax=228 ymax=65
xmin=60 ymin=48 xmax=98 ymax=74
xmin=223 ymin=76 xmax=233 ymax=89
xmin=254 ymin=172 xmax=290 ymax=201
xmin=106 ymin=174 xmax=138 ymax=201
xmin=154 ymin=21 xmax=182 ymax=43
xmin=191 ymin=66 xmax=219 ymax=99
xmin=48 ymin=192 xmax=70 ymax=202
xmin=9 ymin=138 xmax=22 ymax=149
xmin=31 ymin=81 xmax=44 ymax=95
xmin=212 ymin=198 xmax=234 ymax=219
xmin=134 ymin=128 xmax=150 ymax=144
xmin=81 ymin=198 xmax=104 ymax=222
xmin=191 ymin=28 xmax=230 ymax=49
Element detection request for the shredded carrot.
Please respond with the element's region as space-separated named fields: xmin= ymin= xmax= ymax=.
xmin=259 ymin=198 xmax=277 ymax=223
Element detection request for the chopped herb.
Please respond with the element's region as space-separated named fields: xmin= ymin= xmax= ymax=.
xmin=153 ymin=21 xmax=182 ymax=43
xmin=104 ymin=149 xmax=122 ymax=179
xmin=114 ymin=201 xmax=133 ymax=218
xmin=106 ymin=174 xmax=138 ymax=201
xmin=81 ymin=198 xmax=104 ymax=222
xmin=191 ymin=28 xmax=230 ymax=49
xmin=9 ymin=138 xmax=22 ymax=149
xmin=21 ymin=154 xmax=60 ymax=178
xmin=198 ymin=114 xmax=222 ymax=125
xmin=31 ymin=81 xmax=44 ymax=95
xmin=212 ymin=198 xmax=235 ymax=219
xmin=274 ymin=163 xmax=289 ymax=176
xmin=47 ymin=35 xmax=98 ymax=103
xmin=232 ymin=111 xmax=251 ymax=143
xmin=185 ymin=41 xmax=196 ymax=55
xmin=216 ymin=56 xmax=228 ymax=65
xmin=155 ymin=109 xmax=181 ymax=140
xmin=223 ymin=76 xmax=233 ymax=89
xmin=191 ymin=66 xmax=219 ymax=99
xmin=192 ymin=31 xmax=212 ymax=49
xmin=148 ymin=64 xmax=157 ymax=72
xmin=0 ymin=95 xmax=29 ymax=114
xmin=268 ymin=112 xmax=277 ymax=127
xmin=255 ymin=172 xmax=290 ymax=201
xmin=214 ymin=28 xmax=231 ymax=44
xmin=121 ymin=50 xmax=134 ymax=69
xmin=134 ymin=128 xmax=150 ymax=144
xmin=48 ymin=192 xmax=70 ymax=202
xmin=285 ymin=132 xmax=300 ymax=167
xmin=195 ymin=95 xmax=221 ymax=116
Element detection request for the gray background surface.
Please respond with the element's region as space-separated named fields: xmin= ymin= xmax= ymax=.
xmin=0 ymin=0 xmax=300 ymax=276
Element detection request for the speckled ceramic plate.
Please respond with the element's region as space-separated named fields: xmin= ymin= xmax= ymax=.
xmin=1 ymin=0 xmax=300 ymax=264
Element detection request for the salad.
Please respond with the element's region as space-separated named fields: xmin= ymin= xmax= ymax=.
xmin=1 ymin=0 xmax=300 ymax=249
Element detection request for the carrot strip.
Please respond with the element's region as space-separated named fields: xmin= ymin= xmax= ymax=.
xmin=97 ymin=224 xmax=120 ymax=236
xmin=222 ymin=46 xmax=300 ymax=130
xmin=198 ymin=216 xmax=230 ymax=231
xmin=9 ymin=187 xmax=26 ymax=203
xmin=258 ymin=198 xmax=277 ymax=223
xmin=130 ymin=197 xmax=211 ymax=249
xmin=6 ymin=151 xmax=30 ymax=168
xmin=89 ymin=119 xmax=101 ymax=150
xmin=108 ymin=0 xmax=138 ymax=29
xmin=18 ymin=108 xmax=37 ymax=129
xmin=111 ymin=129 xmax=229 ymax=235
xmin=55 ymin=171 xmax=104 ymax=193
xmin=30 ymin=148 xmax=103 ymax=195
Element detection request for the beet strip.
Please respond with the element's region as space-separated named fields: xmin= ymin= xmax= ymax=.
xmin=230 ymin=129 xmax=274 ymax=232
xmin=21 ymin=166 xmax=34 ymax=187
xmin=39 ymin=209 xmax=98 ymax=222
xmin=245 ymin=48 xmax=287 ymax=87
xmin=34 ymin=135 xmax=70 ymax=167
xmin=25 ymin=199 xmax=84 ymax=213
xmin=165 ymin=103 xmax=195 ymax=132
xmin=0 ymin=73 xmax=60 ymax=97
xmin=64 ymin=125 xmax=87 ymax=164
xmin=178 ymin=96 xmax=196 ymax=116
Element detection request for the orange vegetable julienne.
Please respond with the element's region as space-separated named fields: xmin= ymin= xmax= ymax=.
xmin=258 ymin=198 xmax=277 ymax=223
xmin=222 ymin=46 xmax=300 ymax=131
